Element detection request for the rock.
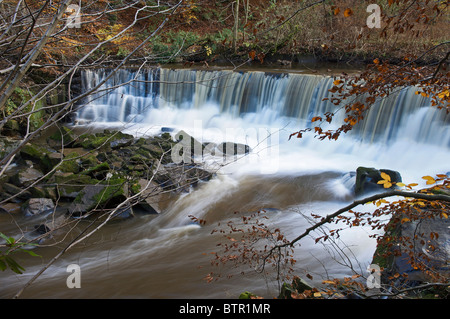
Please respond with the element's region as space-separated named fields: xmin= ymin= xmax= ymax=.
xmin=3 ymin=182 xmax=32 ymax=200
xmin=80 ymin=162 xmax=110 ymax=179
xmin=22 ymin=198 xmax=55 ymax=217
xmin=0 ymin=203 xmax=21 ymax=214
xmin=239 ymin=291 xmax=257 ymax=299
xmin=33 ymin=224 xmax=51 ymax=235
xmin=113 ymin=206 xmax=134 ymax=219
xmin=11 ymin=167 xmax=44 ymax=187
xmin=54 ymin=152 xmax=80 ymax=173
xmin=0 ymin=137 xmax=21 ymax=158
xmin=277 ymin=59 xmax=292 ymax=66
xmin=110 ymin=138 xmax=133 ymax=150
xmin=133 ymin=201 xmax=160 ymax=214
xmin=132 ymin=179 xmax=163 ymax=214
xmin=68 ymin=175 xmax=127 ymax=216
xmin=2 ymin=120 xmax=20 ymax=137
xmin=154 ymin=164 xmax=212 ymax=192
xmin=52 ymin=172 xmax=97 ymax=199
xmin=47 ymin=126 xmax=77 ymax=148
xmin=46 ymin=151 xmax=64 ymax=167
xmin=215 ymin=142 xmax=251 ymax=156
xmin=278 ymin=276 xmax=313 ymax=299
xmin=19 ymin=143 xmax=59 ymax=172
xmin=373 ymin=213 xmax=450 ymax=291
xmin=354 ymin=166 xmax=402 ymax=197
xmin=174 ymin=130 xmax=204 ymax=159
xmin=74 ymin=130 xmax=134 ymax=151
xmin=68 ymin=184 xmax=108 ymax=216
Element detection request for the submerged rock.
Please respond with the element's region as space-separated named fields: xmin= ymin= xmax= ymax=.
xmin=22 ymin=198 xmax=55 ymax=217
xmin=355 ymin=166 xmax=402 ymax=197
xmin=0 ymin=202 xmax=21 ymax=214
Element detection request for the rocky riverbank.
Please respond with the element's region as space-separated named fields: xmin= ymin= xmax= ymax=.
xmin=0 ymin=126 xmax=247 ymax=244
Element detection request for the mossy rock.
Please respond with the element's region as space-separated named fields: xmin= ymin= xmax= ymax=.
xmin=80 ymin=162 xmax=110 ymax=179
xmin=71 ymin=174 xmax=127 ymax=214
xmin=2 ymin=120 xmax=20 ymax=136
xmin=74 ymin=130 xmax=134 ymax=151
xmin=76 ymin=134 xmax=111 ymax=150
xmin=56 ymin=152 xmax=80 ymax=173
xmin=80 ymin=153 xmax=100 ymax=168
xmin=48 ymin=126 xmax=77 ymax=148
xmin=239 ymin=291 xmax=257 ymax=299
xmin=19 ymin=143 xmax=54 ymax=172
xmin=0 ymin=137 xmax=21 ymax=158
xmin=53 ymin=173 xmax=99 ymax=198
xmin=278 ymin=276 xmax=313 ymax=299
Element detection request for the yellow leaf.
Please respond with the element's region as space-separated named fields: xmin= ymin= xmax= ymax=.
xmin=401 ymin=218 xmax=410 ymax=224
xmin=333 ymin=79 xmax=342 ymax=85
xmin=380 ymin=172 xmax=391 ymax=182
xmin=422 ymin=176 xmax=436 ymax=185
xmin=396 ymin=182 xmax=405 ymax=187
xmin=442 ymin=213 xmax=448 ymax=219
xmin=384 ymin=182 xmax=392 ymax=188
xmin=314 ymin=292 xmax=322 ymax=298
xmin=437 ymin=90 xmax=449 ymax=99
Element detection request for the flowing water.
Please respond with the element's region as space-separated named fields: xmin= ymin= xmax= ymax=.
xmin=1 ymin=66 xmax=449 ymax=298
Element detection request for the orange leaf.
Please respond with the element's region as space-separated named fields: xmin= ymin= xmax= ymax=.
xmin=401 ymin=218 xmax=410 ymax=224
xmin=248 ymin=50 xmax=256 ymax=60
xmin=334 ymin=7 xmax=340 ymax=15
xmin=344 ymin=8 xmax=353 ymax=17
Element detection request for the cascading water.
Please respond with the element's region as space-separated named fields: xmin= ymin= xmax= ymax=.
xmin=77 ymin=67 xmax=449 ymax=179
xmin=1 ymin=67 xmax=448 ymax=299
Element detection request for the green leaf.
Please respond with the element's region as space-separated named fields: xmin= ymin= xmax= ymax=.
xmin=20 ymin=249 xmax=40 ymax=257
xmin=5 ymin=256 xmax=25 ymax=274
xmin=0 ymin=232 xmax=9 ymax=242
xmin=0 ymin=259 xmax=7 ymax=271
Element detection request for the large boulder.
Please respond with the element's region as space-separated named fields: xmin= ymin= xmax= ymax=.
xmin=68 ymin=175 xmax=127 ymax=216
xmin=372 ymin=213 xmax=450 ymax=297
xmin=51 ymin=172 xmax=98 ymax=199
xmin=354 ymin=166 xmax=402 ymax=197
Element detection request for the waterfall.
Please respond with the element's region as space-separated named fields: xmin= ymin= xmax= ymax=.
xmin=75 ymin=67 xmax=450 ymax=183
xmin=77 ymin=67 xmax=449 ymax=148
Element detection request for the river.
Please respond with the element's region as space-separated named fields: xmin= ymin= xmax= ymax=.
xmin=0 ymin=65 xmax=449 ymax=298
